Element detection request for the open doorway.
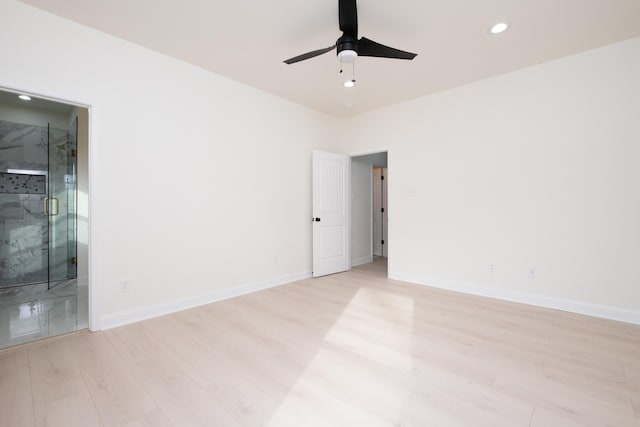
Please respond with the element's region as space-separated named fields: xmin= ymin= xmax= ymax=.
xmin=0 ymin=88 xmax=90 ymax=349
xmin=351 ymin=151 xmax=388 ymax=275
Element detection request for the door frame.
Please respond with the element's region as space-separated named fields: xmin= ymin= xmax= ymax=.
xmin=349 ymin=148 xmax=391 ymax=275
xmin=0 ymin=78 xmax=101 ymax=331
xmin=372 ymin=167 xmax=384 ymax=257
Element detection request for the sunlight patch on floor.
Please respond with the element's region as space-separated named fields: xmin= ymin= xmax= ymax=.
xmin=268 ymin=286 xmax=415 ymax=426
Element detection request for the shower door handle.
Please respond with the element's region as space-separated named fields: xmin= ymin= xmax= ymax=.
xmin=44 ymin=197 xmax=59 ymax=216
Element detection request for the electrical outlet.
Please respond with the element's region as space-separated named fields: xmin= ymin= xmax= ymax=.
xmin=488 ymin=264 xmax=496 ymax=273
xmin=528 ymin=267 xmax=536 ymax=279
xmin=120 ymin=280 xmax=131 ymax=293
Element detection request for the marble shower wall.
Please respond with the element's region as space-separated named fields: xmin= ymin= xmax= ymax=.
xmin=0 ymin=120 xmax=48 ymax=171
xmin=0 ymin=120 xmax=49 ymax=287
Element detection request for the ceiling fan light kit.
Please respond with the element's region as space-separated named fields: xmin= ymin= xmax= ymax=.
xmin=338 ymin=49 xmax=358 ymax=63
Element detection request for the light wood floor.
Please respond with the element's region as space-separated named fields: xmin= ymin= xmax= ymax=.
xmin=1 ymin=258 xmax=639 ymax=427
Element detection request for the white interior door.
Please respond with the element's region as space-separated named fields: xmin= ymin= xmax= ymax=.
xmin=312 ymin=150 xmax=351 ymax=277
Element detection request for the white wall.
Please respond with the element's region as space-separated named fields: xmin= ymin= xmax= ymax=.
xmin=0 ymin=0 xmax=338 ymax=328
xmin=343 ymin=38 xmax=640 ymax=323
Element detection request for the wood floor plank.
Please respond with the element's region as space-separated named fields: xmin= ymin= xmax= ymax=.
xmin=264 ymin=369 xmax=391 ymax=427
xmin=67 ymin=332 xmax=159 ymax=426
xmin=131 ymin=353 xmax=240 ymax=426
xmin=494 ymin=367 xmax=635 ymax=422
xmin=27 ymin=339 xmax=102 ymax=427
xmin=0 ymin=348 xmax=35 ymax=427
xmin=103 ymin=323 xmax=164 ymax=366
xmin=632 ymin=395 xmax=640 ymax=418
xmin=625 ymin=361 xmax=640 ymax=382
xmin=530 ymin=400 xmax=638 ymax=427
xmin=34 ymin=392 xmax=103 ymax=427
xmin=120 ymin=409 xmax=172 ymax=427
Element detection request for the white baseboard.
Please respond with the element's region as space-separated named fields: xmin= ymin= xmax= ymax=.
xmin=389 ymin=271 xmax=640 ymax=326
xmin=352 ymin=256 xmax=373 ymax=267
xmin=100 ymin=271 xmax=312 ymax=330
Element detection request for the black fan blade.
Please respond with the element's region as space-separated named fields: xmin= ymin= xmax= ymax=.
xmin=358 ymin=37 xmax=417 ymax=60
xmin=339 ymin=0 xmax=358 ymax=37
xmin=283 ymin=45 xmax=335 ymax=64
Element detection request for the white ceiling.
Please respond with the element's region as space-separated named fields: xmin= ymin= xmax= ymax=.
xmin=18 ymin=0 xmax=640 ymax=118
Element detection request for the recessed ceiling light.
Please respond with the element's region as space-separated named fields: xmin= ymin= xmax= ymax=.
xmin=344 ymin=80 xmax=356 ymax=88
xmin=18 ymin=95 xmax=32 ymax=101
xmin=490 ymin=22 xmax=509 ymax=34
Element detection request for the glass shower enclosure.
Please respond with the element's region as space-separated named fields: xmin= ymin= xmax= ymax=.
xmin=0 ymin=120 xmax=77 ymax=289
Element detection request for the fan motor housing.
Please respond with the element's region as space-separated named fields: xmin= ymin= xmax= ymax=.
xmin=337 ymin=35 xmax=358 ymax=54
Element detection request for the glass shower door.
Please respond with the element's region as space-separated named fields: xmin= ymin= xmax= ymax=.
xmin=47 ymin=124 xmax=77 ymax=287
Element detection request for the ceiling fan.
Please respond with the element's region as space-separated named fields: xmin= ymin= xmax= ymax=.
xmin=283 ymin=0 xmax=417 ymax=65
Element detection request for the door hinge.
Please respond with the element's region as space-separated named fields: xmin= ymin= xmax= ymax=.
xmin=381 ymin=240 xmax=385 ymax=245
xmin=381 ymin=208 xmax=385 ymax=213
xmin=71 ymin=257 xmax=77 ymax=265
xmin=71 ymin=149 xmax=77 ymax=157
xmin=381 ymin=175 xmax=385 ymax=180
